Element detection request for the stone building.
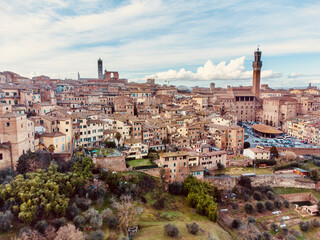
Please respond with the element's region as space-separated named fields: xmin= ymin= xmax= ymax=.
xmin=0 ymin=104 xmax=35 ymax=169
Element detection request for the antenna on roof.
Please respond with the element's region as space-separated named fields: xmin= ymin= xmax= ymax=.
xmin=257 ymin=45 xmax=260 ymax=51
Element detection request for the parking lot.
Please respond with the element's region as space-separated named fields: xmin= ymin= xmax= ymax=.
xmin=240 ymin=121 xmax=320 ymax=149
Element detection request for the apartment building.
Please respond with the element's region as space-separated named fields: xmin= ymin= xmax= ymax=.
xmin=158 ymin=151 xmax=189 ymax=182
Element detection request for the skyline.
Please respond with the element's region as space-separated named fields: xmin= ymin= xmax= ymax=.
xmin=1 ymin=0 xmax=320 ymax=87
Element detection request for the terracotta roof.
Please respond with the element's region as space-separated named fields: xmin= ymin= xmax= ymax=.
xmin=41 ymin=132 xmax=65 ymax=137
xmin=189 ymin=165 xmax=204 ymax=172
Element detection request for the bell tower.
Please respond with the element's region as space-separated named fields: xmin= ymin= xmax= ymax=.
xmin=98 ymin=58 xmax=103 ymax=79
xmin=252 ymin=47 xmax=262 ymax=97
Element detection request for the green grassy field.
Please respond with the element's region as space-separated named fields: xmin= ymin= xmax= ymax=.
xmin=126 ymin=158 xmax=155 ymax=167
xmin=133 ymin=195 xmax=232 ymax=240
xmin=273 ymin=187 xmax=320 ymax=200
xmin=221 ymin=167 xmax=273 ymax=176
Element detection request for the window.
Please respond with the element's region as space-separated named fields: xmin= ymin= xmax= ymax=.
xmin=6 ymin=122 xmax=10 ymax=127
xmin=0 ymin=153 xmax=3 ymax=160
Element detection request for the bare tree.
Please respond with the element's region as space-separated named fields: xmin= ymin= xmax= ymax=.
xmin=112 ymin=195 xmax=136 ymax=236
xmin=54 ymin=223 xmax=85 ymax=240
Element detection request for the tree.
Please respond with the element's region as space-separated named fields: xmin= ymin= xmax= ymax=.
xmin=0 ymin=163 xmax=84 ymax=223
xmin=73 ymin=215 xmax=85 ymax=230
xmin=244 ymin=142 xmax=250 ymax=149
xmin=186 ymin=222 xmax=199 ymax=235
xmin=265 ymin=201 xmax=274 ymax=211
xmin=253 ymin=191 xmax=262 ymax=201
xmin=83 ymin=208 xmax=103 ymax=230
xmin=74 ymin=133 xmax=80 ymax=147
xmin=217 ymin=162 xmax=225 ymax=171
xmin=48 ymin=144 xmax=55 ymax=154
xmin=67 ymin=204 xmax=80 ymax=221
xmin=270 ymin=146 xmax=279 ymax=158
xmin=310 ymin=170 xmax=319 ymax=181
xmin=115 ymin=132 xmax=122 ymax=147
xmin=112 ymin=195 xmax=136 ymax=236
xmin=88 ymin=230 xmax=104 ymax=240
xmin=244 ymin=203 xmax=254 ymax=214
xmin=35 ymin=220 xmax=48 ymax=235
xmin=231 ymin=219 xmax=241 ymax=229
xmin=53 ymin=217 xmax=67 ymax=231
xmin=54 ymin=223 xmax=85 ymax=240
xmin=239 ymin=176 xmax=251 ymax=188
xmin=256 ymin=202 xmax=265 ymax=213
xmin=232 ymin=203 xmax=239 ymax=211
xmin=299 ymin=221 xmax=310 ymax=232
xmin=0 ymin=210 xmax=13 ymax=232
xmin=266 ymin=191 xmax=275 ymax=200
xmin=274 ymin=199 xmax=282 ymax=209
xmin=164 ymin=224 xmax=179 ymax=237
xmin=72 ymin=157 xmax=94 ymax=180
xmin=16 ymin=150 xmax=37 ymax=174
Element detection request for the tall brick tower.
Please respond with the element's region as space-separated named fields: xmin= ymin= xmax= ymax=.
xmin=98 ymin=58 xmax=103 ymax=79
xmin=252 ymin=47 xmax=262 ymax=97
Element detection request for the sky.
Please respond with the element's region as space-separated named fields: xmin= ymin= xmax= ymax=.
xmin=0 ymin=0 xmax=320 ymax=88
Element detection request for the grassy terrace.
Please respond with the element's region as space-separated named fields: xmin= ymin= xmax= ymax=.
xmin=221 ymin=167 xmax=273 ymax=176
xmin=273 ymin=187 xmax=320 ymax=201
xmin=126 ymin=158 xmax=155 ymax=167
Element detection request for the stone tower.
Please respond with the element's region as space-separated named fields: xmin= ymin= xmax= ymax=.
xmin=252 ymin=47 xmax=262 ymax=97
xmin=98 ymin=58 xmax=103 ymax=79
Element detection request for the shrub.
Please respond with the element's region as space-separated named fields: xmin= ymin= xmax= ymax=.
xmin=299 ymin=221 xmax=310 ymax=232
xmin=284 ymin=200 xmax=290 ymax=208
xmin=164 ymin=224 xmax=179 ymax=237
xmin=0 ymin=210 xmax=13 ymax=232
xmin=265 ymin=201 xmax=274 ymax=211
xmin=169 ymin=182 xmax=183 ymax=195
xmin=186 ymin=222 xmax=199 ymax=235
xmin=232 ymin=203 xmax=239 ymax=211
xmin=66 ymin=203 xmax=80 ymax=221
xmin=253 ymin=191 xmax=262 ymax=201
xmin=140 ymin=196 xmax=147 ymax=204
xmin=154 ymin=197 xmax=166 ymax=210
xmin=53 ymin=217 xmax=67 ymax=231
xmin=262 ymin=231 xmax=271 ymax=240
xmin=106 ymin=215 xmax=119 ymax=229
xmin=270 ymin=223 xmax=278 ymax=231
xmin=256 ymin=202 xmax=265 ymax=213
xmin=89 ymin=230 xmax=104 ymax=240
xmin=266 ymin=191 xmax=275 ymax=200
xmin=73 ymin=215 xmax=85 ymax=230
xmin=231 ymin=219 xmax=241 ymax=229
xmin=274 ymin=199 xmax=282 ymax=209
xmin=244 ymin=203 xmax=254 ymax=214
xmin=75 ymin=197 xmax=91 ymax=211
xmin=35 ymin=220 xmax=48 ymax=235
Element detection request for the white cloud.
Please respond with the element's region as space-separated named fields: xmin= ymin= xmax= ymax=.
xmin=145 ymin=57 xmax=281 ymax=81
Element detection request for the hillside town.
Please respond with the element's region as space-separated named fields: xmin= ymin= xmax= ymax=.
xmin=1 ymin=49 xmax=320 ymax=240
xmin=1 ymin=49 xmax=320 ymax=179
